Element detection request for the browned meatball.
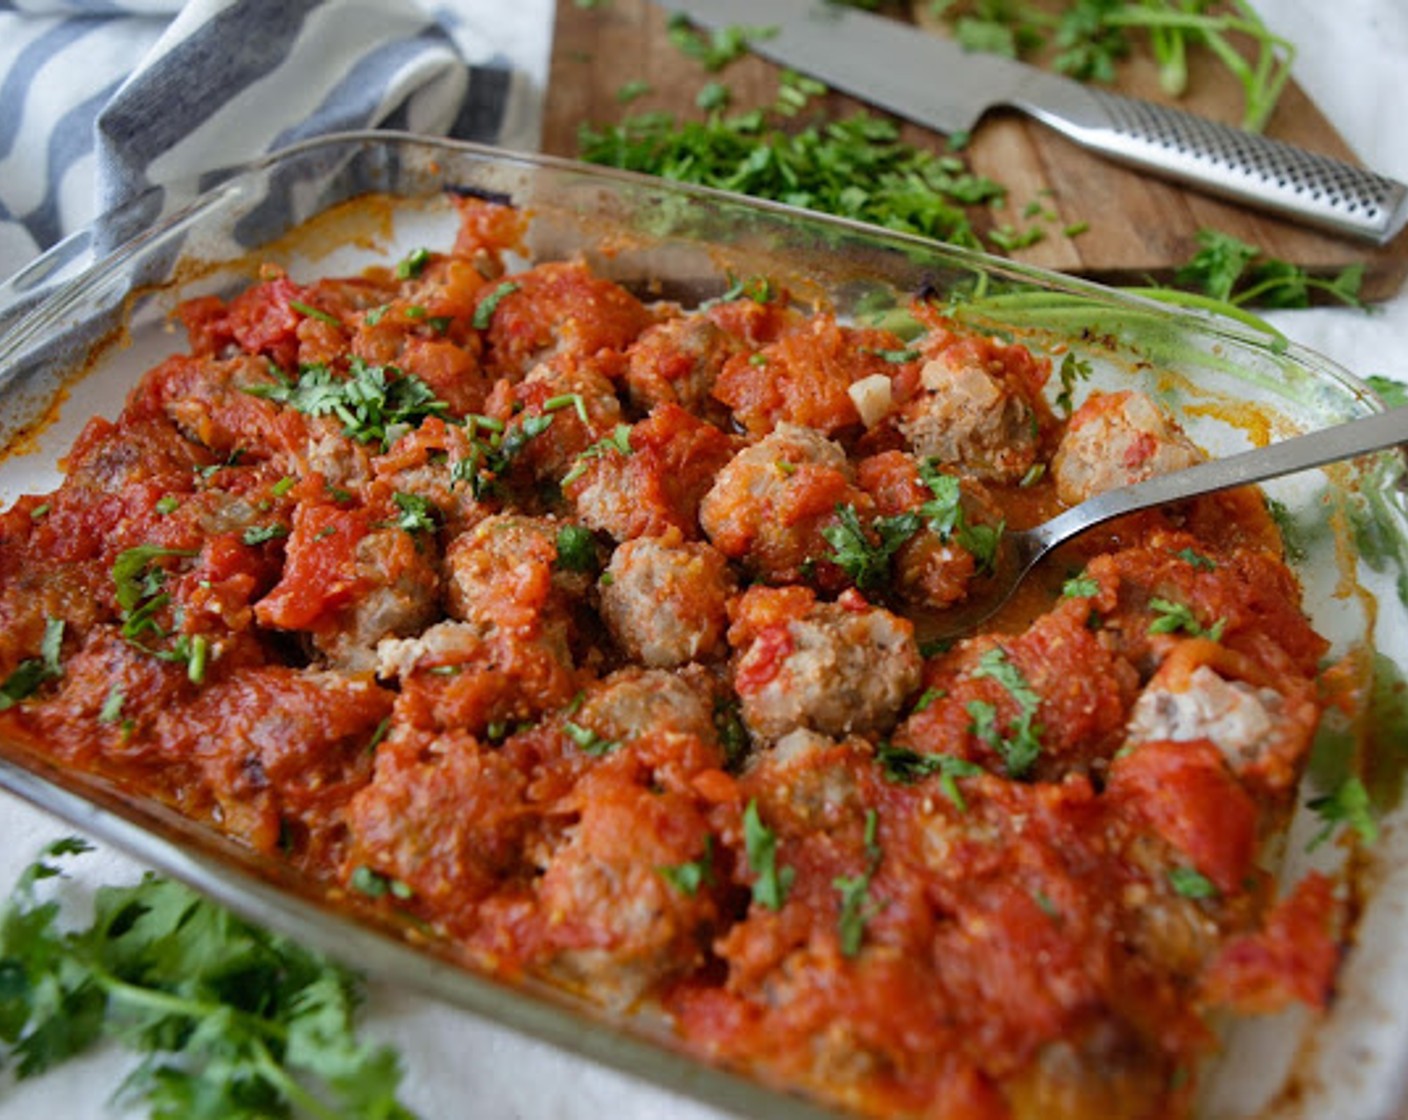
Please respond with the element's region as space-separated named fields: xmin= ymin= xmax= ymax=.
xmin=534 ymin=769 xmax=718 ymax=1009
xmin=1052 ymin=390 xmax=1203 ymax=505
xmin=314 ymin=527 xmax=440 ymax=672
xmin=623 ymin=313 xmax=740 ymax=418
xmin=571 ymin=665 xmax=718 ymax=746
xmin=442 ymin=513 xmax=587 ymax=638
xmin=599 ymin=535 xmax=735 ymax=667
xmin=899 ymin=351 xmax=1043 ymax=484
xmin=699 ymin=423 xmax=868 ymax=584
xmin=732 ymin=595 xmax=922 ymax=740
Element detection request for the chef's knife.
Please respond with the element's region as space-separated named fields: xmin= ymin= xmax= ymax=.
xmin=655 ymin=0 xmax=1408 ymax=245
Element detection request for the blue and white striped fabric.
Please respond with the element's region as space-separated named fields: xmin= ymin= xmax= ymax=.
xmin=0 ymin=0 xmax=513 ymax=281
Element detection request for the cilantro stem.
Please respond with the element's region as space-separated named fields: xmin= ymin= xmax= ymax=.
xmin=90 ymin=964 xmax=285 ymax=1042
xmin=250 ymin=1036 xmax=347 ymax=1120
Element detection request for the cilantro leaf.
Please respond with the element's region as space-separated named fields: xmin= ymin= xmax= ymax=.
xmin=969 ymin=646 xmax=1043 ymax=778
xmin=0 ymin=840 xmax=418 ymax=1118
xmin=832 ymin=809 xmax=883 ymax=957
xmin=915 ymin=459 xmax=1004 ymax=574
xmin=554 ymin=525 xmax=599 ymax=573
xmin=561 ymin=424 xmax=633 ymax=486
xmin=1167 ymin=866 xmax=1218 ymax=899
xmin=874 ymin=742 xmax=982 ymax=811
xmin=563 ymin=720 xmax=620 ymax=756
xmin=0 ymin=618 xmax=65 ymax=710
xmin=472 ymin=282 xmax=519 ymax=330
xmin=821 ymin=504 xmax=919 ymax=590
xmin=743 ymin=799 xmax=795 ymax=911
xmin=390 ymin=492 xmax=438 ymax=535
xmin=658 ymin=837 xmax=716 ymax=896
xmin=1147 ymin=597 xmax=1226 ymax=641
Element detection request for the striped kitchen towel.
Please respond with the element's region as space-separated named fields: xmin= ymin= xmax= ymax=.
xmin=0 ymin=0 xmax=514 ymax=282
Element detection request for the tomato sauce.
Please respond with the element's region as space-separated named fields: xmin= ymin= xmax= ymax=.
xmin=0 ymin=196 xmax=1345 ymax=1120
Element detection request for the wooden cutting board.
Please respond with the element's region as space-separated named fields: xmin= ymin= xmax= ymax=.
xmin=543 ymin=0 xmax=1408 ymax=301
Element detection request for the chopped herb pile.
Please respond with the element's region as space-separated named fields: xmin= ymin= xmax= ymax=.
xmin=246 ymin=359 xmax=450 ymax=449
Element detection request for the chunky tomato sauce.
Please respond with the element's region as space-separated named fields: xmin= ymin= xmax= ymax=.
xmin=0 ymin=195 xmax=1342 ymax=1119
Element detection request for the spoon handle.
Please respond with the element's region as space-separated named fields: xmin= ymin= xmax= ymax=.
xmin=1033 ymin=406 xmax=1408 ymax=550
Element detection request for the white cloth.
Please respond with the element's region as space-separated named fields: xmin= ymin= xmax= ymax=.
xmin=0 ymin=1 xmax=1403 ymax=1117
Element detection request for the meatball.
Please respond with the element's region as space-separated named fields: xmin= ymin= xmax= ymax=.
xmin=857 ymin=450 xmax=1004 ymax=609
xmin=1052 ymin=390 xmax=1202 ymax=506
xmin=599 ymin=535 xmax=735 ymax=667
xmin=535 ymin=770 xmax=718 ymax=1009
xmin=623 ymin=313 xmax=740 ymax=418
xmin=731 ymin=591 xmax=922 ymax=739
xmin=443 ymin=513 xmax=585 ymax=637
xmin=313 ymin=527 xmax=441 ymax=672
xmin=1123 ymin=663 xmax=1319 ymax=792
xmin=566 ymin=404 xmax=734 ymax=544
xmin=699 ymin=423 xmax=868 ymax=584
xmin=899 ymin=349 xmax=1042 ymax=484
xmin=571 ymin=666 xmax=717 ymax=746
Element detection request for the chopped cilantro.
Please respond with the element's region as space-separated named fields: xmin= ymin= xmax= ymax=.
xmin=350 ymin=864 xmax=414 ymax=901
xmin=390 ymin=492 xmax=438 ymax=535
xmin=658 ymin=837 xmax=715 ymax=896
xmin=555 ymin=525 xmax=598 ymax=573
xmin=154 ymin=496 xmax=179 ymax=515
xmin=915 ymin=459 xmax=1003 ymax=573
xmin=713 ymin=696 xmax=750 ymax=768
xmin=833 ymin=809 xmax=883 ymax=957
xmin=473 ymin=282 xmax=519 ymax=330
xmin=564 ymin=720 xmax=620 ymax=756
xmin=1147 ymin=597 xmax=1226 ymax=641
xmin=245 ymin=359 xmax=449 ymax=449
xmin=561 ymin=424 xmax=633 ymax=486
xmin=289 ymin=299 xmax=342 ymax=328
xmin=743 ymin=799 xmax=794 ymax=912
xmin=1062 ymin=573 xmax=1100 ymax=598
xmin=969 ymin=646 xmax=1043 ymax=778
xmin=1167 ymin=866 xmax=1218 ymax=900
xmin=874 ymin=742 xmax=982 ymax=811
xmin=864 ymin=346 xmax=922 ymax=363
xmin=0 ymin=618 xmax=65 ymax=710
xmin=1175 ymin=547 xmax=1216 ymax=571
xmin=821 ymin=504 xmax=918 ymax=590
xmin=1055 ymin=352 xmax=1093 ymax=414
xmin=98 ymin=686 xmax=125 ymax=724
xmin=912 ymin=686 xmax=946 ymax=714
xmin=395 ymin=247 xmax=432 ymax=280
xmin=241 ymin=523 xmax=289 ymax=546
xmin=665 ymin=13 xmax=777 ymax=72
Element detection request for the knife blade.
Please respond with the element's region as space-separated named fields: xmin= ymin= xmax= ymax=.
xmin=655 ymin=0 xmax=1408 ymax=245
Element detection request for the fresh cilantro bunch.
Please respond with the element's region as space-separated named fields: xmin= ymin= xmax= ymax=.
xmin=1173 ymin=228 xmax=1365 ymax=309
xmin=0 ymin=838 xmax=417 ymax=1120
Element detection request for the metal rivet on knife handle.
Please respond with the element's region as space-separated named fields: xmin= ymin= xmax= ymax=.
xmin=1030 ymin=88 xmax=1408 ymax=245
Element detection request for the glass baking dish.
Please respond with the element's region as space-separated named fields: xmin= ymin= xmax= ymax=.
xmin=1 ymin=132 xmax=1406 ymax=1120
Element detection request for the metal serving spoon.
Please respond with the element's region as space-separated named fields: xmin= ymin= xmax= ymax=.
xmin=928 ymin=406 xmax=1408 ymax=640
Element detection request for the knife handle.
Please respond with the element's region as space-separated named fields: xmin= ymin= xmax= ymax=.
xmin=1027 ymin=87 xmax=1408 ymax=245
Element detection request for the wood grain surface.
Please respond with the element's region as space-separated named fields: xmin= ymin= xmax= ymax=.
xmin=544 ymin=0 xmax=1408 ymax=300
